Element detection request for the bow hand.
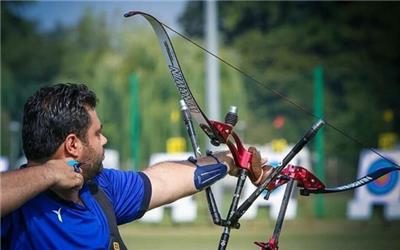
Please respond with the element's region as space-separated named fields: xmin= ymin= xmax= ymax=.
xmin=248 ymin=146 xmax=273 ymax=186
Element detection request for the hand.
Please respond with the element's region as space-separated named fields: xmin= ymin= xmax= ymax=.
xmin=212 ymin=151 xmax=238 ymax=176
xmin=247 ymin=147 xmax=273 ymax=186
xmin=43 ymin=158 xmax=84 ymax=191
xmin=213 ymin=149 xmax=272 ymax=185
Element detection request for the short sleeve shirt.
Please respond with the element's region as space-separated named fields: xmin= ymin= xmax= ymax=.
xmin=1 ymin=168 xmax=151 ymax=250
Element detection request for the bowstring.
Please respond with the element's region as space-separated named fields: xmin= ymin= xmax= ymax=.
xmin=161 ymin=22 xmax=400 ymax=169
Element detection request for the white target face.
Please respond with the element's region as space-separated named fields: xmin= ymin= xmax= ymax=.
xmin=347 ymin=150 xmax=400 ymax=220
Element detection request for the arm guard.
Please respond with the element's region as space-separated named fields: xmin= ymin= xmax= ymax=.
xmin=189 ymin=152 xmax=229 ymax=191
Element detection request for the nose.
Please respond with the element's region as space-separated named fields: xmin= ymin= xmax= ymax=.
xmin=101 ymin=134 xmax=108 ymax=146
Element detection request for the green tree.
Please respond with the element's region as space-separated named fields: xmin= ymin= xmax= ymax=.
xmin=180 ymin=2 xmax=400 ymax=181
xmin=1 ymin=2 xmax=65 ymax=165
xmin=54 ymin=12 xmax=248 ymax=169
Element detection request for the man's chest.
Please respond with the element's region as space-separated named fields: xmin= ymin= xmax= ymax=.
xmin=15 ymin=192 xmax=110 ymax=249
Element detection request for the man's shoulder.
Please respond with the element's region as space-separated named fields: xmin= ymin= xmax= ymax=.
xmin=94 ymin=168 xmax=119 ymax=187
xmin=95 ymin=168 xmax=144 ymax=188
xmin=96 ymin=167 xmax=130 ymax=179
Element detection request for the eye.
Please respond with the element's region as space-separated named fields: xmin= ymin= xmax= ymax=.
xmin=96 ymin=125 xmax=103 ymax=137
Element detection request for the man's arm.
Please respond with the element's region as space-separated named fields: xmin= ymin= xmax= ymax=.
xmin=0 ymin=159 xmax=83 ymax=216
xmin=143 ymin=151 xmax=239 ymax=210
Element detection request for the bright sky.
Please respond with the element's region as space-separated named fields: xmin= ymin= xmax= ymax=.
xmin=19 ymin=1 xmax=188 ymax=32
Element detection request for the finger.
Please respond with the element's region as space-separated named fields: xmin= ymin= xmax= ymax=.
xmin=247 ymin=147 xmax=265 ymax=183
xmin=248 ymin=146 xmax=258 ymax=156
xmin=75 ymin=167 xmax=83 ymax=174
xmin=260 ymin=158 xmax=268 ymax=166
xmin=249 ymin=148 xmax=261 ymax=163
xmin=73 ymin=173 xmax=84 ymax=189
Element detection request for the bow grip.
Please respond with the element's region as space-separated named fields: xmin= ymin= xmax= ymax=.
xmin=229 ymin=131 xmax=252 ymax=170
xmin=210 ymin=120 xmax=252 ymax=170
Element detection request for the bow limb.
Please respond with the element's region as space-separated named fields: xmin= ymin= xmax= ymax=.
xmin=299 ymin=166 xmax=400 ymax=195
xmin=124 ymin=11 xmax=223 ymax=144
xmin=124 ymin=11 xmax=257 ymax=173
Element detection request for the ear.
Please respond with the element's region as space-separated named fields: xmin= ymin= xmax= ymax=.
xmin=64 ymin=134 xmax=84 ymax=158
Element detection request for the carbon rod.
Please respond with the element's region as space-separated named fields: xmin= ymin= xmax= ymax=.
xmin=179 ymin=100 xmax=222 ymax=224
xmin=218 ymin=169 xmax=247 ymax=249
xmin=230 ymin=120 xmax=325 ymax=223
xmin=270 ymin=179 xmax=296 ymax=245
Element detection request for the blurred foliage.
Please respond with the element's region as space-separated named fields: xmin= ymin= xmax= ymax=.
xmin=180 ymin=2 xmax=400 ymax=183
xmin=1 ymin=2 xmax=247 ymax=169
xmin=1 ymin=2 xmax=65 ymax=162
xmin=2 ymin=2 xmax=400 ymax=180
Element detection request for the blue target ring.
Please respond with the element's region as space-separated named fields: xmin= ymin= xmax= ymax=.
xmin=366 ymin=158 xmax=398 ymax=195
xmin=261 ymin=160 xmax=282 ymax=195
xmin=270 ymin=161 xmax=281 ymax=168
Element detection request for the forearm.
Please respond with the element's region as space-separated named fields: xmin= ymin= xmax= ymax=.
xmin=0 ymin=166 xmax=55 ymax=216
xmin=143 ymin=152 xmax=233 ymax=210
xmin=143 ymin=160 xmax=195 ymax=209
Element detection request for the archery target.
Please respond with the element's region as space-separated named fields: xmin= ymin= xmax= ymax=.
xmin=347 ymin=150 xmax=400 ymax=220
xmin=366 ymin=158 xmax=398 ymax=195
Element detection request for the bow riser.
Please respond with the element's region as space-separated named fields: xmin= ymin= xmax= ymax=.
xmin=265 ymin=165 xmax=326 ymax=192
xmin=210 ymin=120 xmax=252 ymax=170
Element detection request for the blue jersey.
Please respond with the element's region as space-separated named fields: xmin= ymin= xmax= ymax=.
xmin=1 ymin=168 xmax=151 ymax=250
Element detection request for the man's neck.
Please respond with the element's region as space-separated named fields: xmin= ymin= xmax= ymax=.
xmin=50 ymin=188 xmax=83 ymax=205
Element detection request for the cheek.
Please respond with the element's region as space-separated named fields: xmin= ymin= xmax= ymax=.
xmin=80 ymin=147 xmax=91 ymax=164
xmin=96 ymin=138 xmax=104 ymax=151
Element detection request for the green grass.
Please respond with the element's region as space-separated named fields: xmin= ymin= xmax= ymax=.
xmin=119 ymin=193 xmax=400 ymax=249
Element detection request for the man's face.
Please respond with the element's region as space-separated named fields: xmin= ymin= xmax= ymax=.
xmin=79 ymin=109 xmax=107 ymax=180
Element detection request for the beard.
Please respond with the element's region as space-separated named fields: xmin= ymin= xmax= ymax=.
xmin=80 ymin=144 xmax=104 ymax=180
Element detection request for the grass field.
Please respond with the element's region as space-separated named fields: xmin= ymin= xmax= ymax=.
xmin=119 ymin=193 xmax=400 ymax=250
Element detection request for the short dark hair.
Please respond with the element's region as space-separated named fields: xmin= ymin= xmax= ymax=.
xmin=22 ymin=83 xmax=98 ymax=161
